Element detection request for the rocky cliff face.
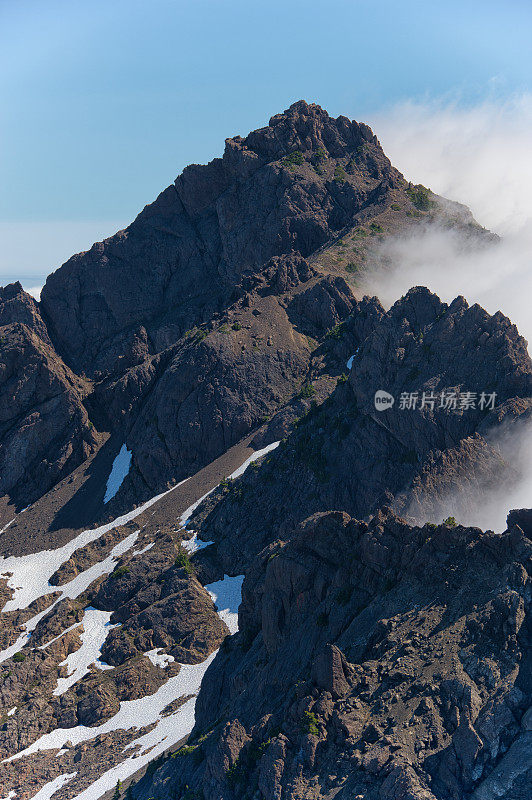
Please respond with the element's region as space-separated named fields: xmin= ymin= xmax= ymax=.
xmin=121 ymin=256 xmax=354 ymax=492
xmin=134 ymin=509 xmax=532 ymax=800
xmin=38 ymin=101 xmax=399 ymax=378
xmin=0 ymin=281 xmax=52 ymax=345
xmin=2 ymin=101 xmax=489 ymax=512
xmin=125 ymin=284 xmax=532 ymax=800
xmin=191 ymin=286 xmax=532 ymax=575
xmin=0 ymin=309 xmax=99 ymax=507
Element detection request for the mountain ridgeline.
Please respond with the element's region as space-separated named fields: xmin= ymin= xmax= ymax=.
xmin=0 ymin=102 xmax=530 ymax=800
xmin=1 ymin=100 xmax=490 ymax=513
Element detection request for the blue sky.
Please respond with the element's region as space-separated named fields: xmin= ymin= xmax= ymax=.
xmin=1 ymin=0 xmax=532 ymax=289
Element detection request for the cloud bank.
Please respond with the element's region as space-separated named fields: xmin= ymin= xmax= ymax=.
xmin=372 ymin=93 xmax=532 ymax=235
xmin=362 ymin=94 xmax=532 ymax=530
xmin=363 ymin=95 xmax=532 ymax=342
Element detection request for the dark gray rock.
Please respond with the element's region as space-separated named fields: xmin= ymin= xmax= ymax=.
xmin=0 ymin=322 xmax=99 ymax=507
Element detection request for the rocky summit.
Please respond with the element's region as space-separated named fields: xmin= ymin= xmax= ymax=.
xmin=0 ymin=103 xmax=530 ymax=800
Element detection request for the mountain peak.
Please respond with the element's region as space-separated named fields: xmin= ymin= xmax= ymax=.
xmin=234 ymin=99 xmax=379 ymax=162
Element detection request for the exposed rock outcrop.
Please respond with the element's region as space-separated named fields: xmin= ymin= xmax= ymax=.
xmin=1 ymin=102 xmax=494 ymax=511
xmin=134 ymin=509 xmax=532 ymax=800
xmin=39 ymin=102 xmax=403 ymax=377
xmin=192 ymin=287 xmax=532 ymax=574
xmin=0 ymin=321 xmax=99 ymax=507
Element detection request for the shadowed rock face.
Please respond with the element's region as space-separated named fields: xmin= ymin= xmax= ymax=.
xmin=122 ymin=262 xmax=358 ymax=491
xmin=133 ymin=509 xmax=532 ymax=800
xmin=39 ymin=101 xmax=399 ymax=377
xmin=0 ymin=320 xmax=98 ymax=506
xmin=0 ymin=282 xmax=51 ymax=345
xmin=192 ymin=287 xmax=532 ymax=574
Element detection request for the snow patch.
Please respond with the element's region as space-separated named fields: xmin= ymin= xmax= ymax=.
xmin=65 ymin=697 xmax=201 ymax=800
xmin=131 ymin=541 xmax=154 ymax=557
xmin=29 ymin=772 xmax=77 ymax=800
xmin=179 ymin=489 xmax=215 ymax=530
xmin=0 ymin=519 xmax=15 ymax=536
xmin=104 ymin=445 xmax=132 ymax=504
xmin=228 ymin=441 xmax=280 ymax=480
xmin=0 ymin=483 xmax=183 ymax=614
xmin=54 ymin=608 xmax=116 ymax=696
xmin=5 ymin=655 xmax=217 ymax=763
xmin=2 ymin=480 xmax=247 ymax=800
xmin=0 ymin=460 xmax=261 ymax=795
xmin=56 ymin=531 xmax=140 ymax=602
xmin=38 ymin=622 xmax=82 ymax=651
xmin=145 ymin=648 xmax=175 ymax=668
xmin=181 ymin=531 xmax=215 ymax=555
xmin=0 ymin=476 xmax=193 ymax=665
xmin=0 ymin=531 xmax=139 ymax=666
xmin=346 ymin=348 xmax=359 ymax=370
xmin=206 ymin=574 xmax=244 ymax=635
xmin=0 ymin=478 xmax=188 ymax=666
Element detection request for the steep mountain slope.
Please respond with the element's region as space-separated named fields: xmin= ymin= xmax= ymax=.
xmin=0 ymin=285 xmax=530 ymax=800
xmin=0 ymin=283 xmax=99 ymax=507
xmin=37 ymin=100 xmax=445 ymax=378
xmin=1 ymin=101 xmax=491 ymax=515
xmin=190 ymin=287 xmax=532 ymax=576
xmin=134 ymin=508 xmax=532 ymax=800
xmin=0 ymin=440 xmax=275 ymax=798
xmin=107 ymin=256 xmax=355 ymax=494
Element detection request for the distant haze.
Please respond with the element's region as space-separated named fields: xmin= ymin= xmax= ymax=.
xmin=0 ymin=220 xmax=126 ymax=298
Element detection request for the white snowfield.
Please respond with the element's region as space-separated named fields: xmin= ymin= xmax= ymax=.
xmin=0 ymin=482 xmax=185 ymax=614
xmin=206 ymin=575 xmax=244 ymax=635
xmin=5 ymin=580 xmax=245 ymax=800
xmin=145 ymin=648 xmax=175 ymax=669
xmin=54 ymin=608 xmax=115 ymax=696
xmin=229 ymin=440 xmax=279 ymax=479
xmin=63 ymin=582 xmax=246 ymax=799
xmin=103 ymin=445 xmax=132 ymax=505
xmin=0 ymin=444 xmax=276 ymax=799
xmin=0 ymin=480 xmax=190 ymax=668
xmin=27 ymin=773 xmax=77 ymax=800
xmin=4 ymin=656 xmax=214 ymax=764
xmin=0 ymin=531 xmax=139 ymax=666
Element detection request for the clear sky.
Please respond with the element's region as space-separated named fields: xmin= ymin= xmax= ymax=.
xmin=1 ymin=0 xmax=532 ymax=290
